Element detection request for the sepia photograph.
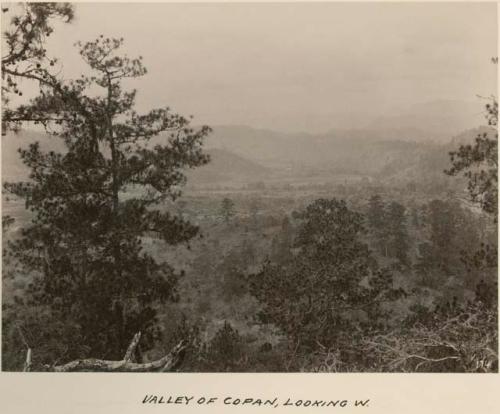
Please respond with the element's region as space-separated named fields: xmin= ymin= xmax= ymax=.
xmin=1 ymin=1 xmax=498 ymax=374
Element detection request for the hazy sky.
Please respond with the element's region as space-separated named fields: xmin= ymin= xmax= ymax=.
xmin=11 ymin=2 xmax=500 ymax=133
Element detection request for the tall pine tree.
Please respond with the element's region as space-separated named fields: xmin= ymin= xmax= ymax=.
xmin=4 ymin=37 xmax=211 ymax=362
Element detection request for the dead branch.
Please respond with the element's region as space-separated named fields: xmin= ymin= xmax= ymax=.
xmin=363 ymin=304 xmax=498 ymax=372
xmin=23 ymin=332 xmax=186 ymax=372
xmin=23 ymin=348 xmax=32 ymax=372
xmin=123 ymin=331 xmax=141 ymax=362
xmin=52 ymin=340 xmax=186 ymax=372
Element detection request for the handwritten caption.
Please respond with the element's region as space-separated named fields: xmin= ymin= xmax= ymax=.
xmin=142 ymin=395 xmax=370 ymax=408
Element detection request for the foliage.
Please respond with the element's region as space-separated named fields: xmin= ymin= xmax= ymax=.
xmin=298 ymin=286 xmax=497 ymax=373
xmin=367 ymin=194 xmax=385 ymax=230
xmin=446 ymin=97 xmax=498 ymax=217
xmin=270 ymin=216 xmax=293 ymax=264
xmin=362 ymin=301 xmax=497 ymax=372
xmin=366 ymin=194 xmax=390 ymax=257
xmin=2 ymin=215 xmax=15 ymax=232
xmin=367 ymin=196 xmax=410 ymax=265
xmin=3 ymin=37 xmax=211 ymax=362
xmin=202 ymin=321 xmax=247 ymax=371
xmin=220 ymin=197 xmax=235 ymax=222
xmin=2 ymin=301 xmax=86 ymax=370
xmin=2 ymin=2 xmax=74 ymax=132
xmin=250 ymin=198 xmax=405 ymax=353
xmin=384 ymin=202 xmax=410 ymax=266
xmin=414 ymin=199 xmax=480 ymax=287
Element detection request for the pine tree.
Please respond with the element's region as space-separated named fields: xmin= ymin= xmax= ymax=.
xmin=220 ymin=197 xmax=235 ymax=222
xmin=2 ymin=3 xmax=74 ymax=132
xmin=367 ymin=194 xmax=390 ymax=256
xmin=270 ymin=216 xmax=293 ymax=264
xmin=386 ymin=201 xmax=410 ymax=266
xmin=367 ymin=194 xmax=384 ymax=229
xmin=250 ymin=198 xmax=402 ymax=353
xmin=4 ymin=37 xmax=211 ymax=362
xmin=415 ymin=200 xmax=465 ymax=280
xmin=446 ymin=97 xmax=498 ymax=218
xmin=204 ymin=322 xmax=245 ymax=371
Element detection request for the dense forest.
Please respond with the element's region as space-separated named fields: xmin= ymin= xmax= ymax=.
xmin=1 ymin=3 xmax=498 ymax=372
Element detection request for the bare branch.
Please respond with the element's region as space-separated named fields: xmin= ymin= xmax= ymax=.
xmin=52 ymin=340 xmax=186 ymax=372
xmin=123 ymin=331 xmax=141 ymax=362
xmin=23 ymin=348 xmax=32 ymax=372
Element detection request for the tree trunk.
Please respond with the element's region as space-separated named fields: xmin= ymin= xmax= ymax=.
xmin=23 ymin=332 xmax=186 ymax=373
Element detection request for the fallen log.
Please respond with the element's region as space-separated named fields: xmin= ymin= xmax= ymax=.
xmin=24 ymin=332 xmax=187 ymax=372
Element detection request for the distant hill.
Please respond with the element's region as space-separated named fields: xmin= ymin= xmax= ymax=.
xmin=186 ymin=148 xmax=270 ymax=185
xmin=369 ymin=100 xmax=485 ymax=141
xmin=3 ymin=123 xmax=491 ymax=187
xmin=205 ymin=125 xmax=440 ymax=174
xmin=449 ymin=126 xmax=497 ymax=147
xmin=1 ymin=131 xmax=270 ymax=186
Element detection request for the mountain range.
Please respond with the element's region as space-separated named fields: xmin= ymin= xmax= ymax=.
xmin=1 ymin=116 xmax=493 ymax=187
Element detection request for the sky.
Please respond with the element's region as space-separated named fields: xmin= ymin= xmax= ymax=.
xmin=6 ymin=2 xmax=499 ymax=133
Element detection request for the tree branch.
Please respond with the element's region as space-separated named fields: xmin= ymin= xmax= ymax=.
xmin=23 ymin=348 xmax=32 ymax=372
xmin=21 ymin=332 xmax=186 ymax=372
xmin=51 ymin=340 xmax=186 ymax=372
xmin=123 ymin=331 xmax=141 ymax=362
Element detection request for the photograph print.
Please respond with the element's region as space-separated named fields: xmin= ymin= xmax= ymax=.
xmin=1 ymin=1 xmax=498 ymax=372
